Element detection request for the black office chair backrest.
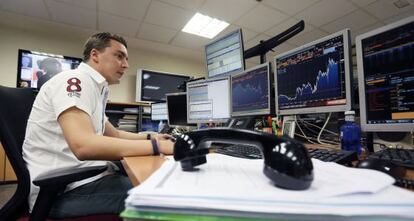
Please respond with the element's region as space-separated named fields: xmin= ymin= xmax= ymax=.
xmin=0 ymin=85 xmax=36 ymax=220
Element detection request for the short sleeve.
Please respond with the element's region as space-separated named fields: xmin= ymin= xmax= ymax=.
xmin=49 ymin=72 xmax=97 ymax=119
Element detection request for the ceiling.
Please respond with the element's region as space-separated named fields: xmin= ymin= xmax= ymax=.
xmin=0 ymin=0 xmax=413 ymax=66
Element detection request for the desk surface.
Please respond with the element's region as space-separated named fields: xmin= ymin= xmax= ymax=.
xmin=122 ymin=155 xmax=414 ymax=187
xmin=122 ymin=156 xmax=165 ymax=186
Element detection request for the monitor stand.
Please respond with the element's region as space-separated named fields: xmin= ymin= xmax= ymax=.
xmin=371 ymin=132 xmax=413 ymax=151
xmin=227 ymin=117 xmax=256 ymax=130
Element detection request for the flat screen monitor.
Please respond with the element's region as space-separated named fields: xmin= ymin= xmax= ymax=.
xmin=356 ymin=16 xmax=414 ymax=132
xmin=17 ymin=49 xmax=82 ymax=89
xmin=136 ymin=69 xmax=191 ymax=102
xmin=274 ymin=29 xmax=352 ymax=115
xmin=231 ymin=62 xmax=272 ymax=117
xmin=151 ymin=102 xmax=168 ymax=121
xmin=166 ymin=92 xmax=196 ymax=127
xmin=186 ymin=77 xmax=230 ymax=123
xmin=205 ymin=29 xmax=245 ymax=79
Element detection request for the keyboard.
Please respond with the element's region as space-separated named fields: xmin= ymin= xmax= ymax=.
xmin=215 ymin=144 xmax=262 ymax=159
xmin=216 ymin=145 xmax=358 ymax=165
xmin=368 ymin=148 xmax=414 ymax=169
xmin=307 ymin=148 xmax=358 ymax=165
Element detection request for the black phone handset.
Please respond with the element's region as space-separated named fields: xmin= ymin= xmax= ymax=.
xmin=173 ymin=128 xmax=314 ymax=190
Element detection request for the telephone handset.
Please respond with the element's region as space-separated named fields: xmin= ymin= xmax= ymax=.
xmin=173 ymin=128 xmax=314 ymax=190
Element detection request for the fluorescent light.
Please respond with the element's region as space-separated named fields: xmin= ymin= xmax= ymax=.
xmin=182 ymin=13 xmax=229 ymax=39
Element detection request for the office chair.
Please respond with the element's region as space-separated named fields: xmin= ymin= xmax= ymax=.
xmin=0 ymin=85 xmax=121 ymax=221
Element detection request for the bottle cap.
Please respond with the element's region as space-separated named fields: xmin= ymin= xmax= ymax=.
xmin=344 ymin=110 xmax=355 ymax=116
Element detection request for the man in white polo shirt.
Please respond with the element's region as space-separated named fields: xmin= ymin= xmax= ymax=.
xmin=22 ymin=32 xmax=174 ymax=218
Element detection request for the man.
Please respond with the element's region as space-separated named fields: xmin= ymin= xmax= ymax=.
xmin=22 ymin=32 xmax=175 ymax=218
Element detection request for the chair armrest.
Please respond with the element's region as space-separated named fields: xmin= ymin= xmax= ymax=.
xmin=33 ymin=165 xmax=108 ymax=187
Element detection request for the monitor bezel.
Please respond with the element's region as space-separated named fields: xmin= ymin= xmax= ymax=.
xmin=204 ymin=29 xmax=245 ymax=79
xmin=356 ymin=16 xmax=414 ymax=132
xmin=150 ymin=102 xmax=168 ymax=121
xmin=16 ymin=49 xmax=82 ymax=89
xmin=273 ymin=29 xmax=353 ymax=116
xmin=136 ymin=69 xmax=190 ymax=103
xmin=186 ymin=76 xmax=231 ymax=124
xmin=230 ymin=62 xmax=272 ymax=117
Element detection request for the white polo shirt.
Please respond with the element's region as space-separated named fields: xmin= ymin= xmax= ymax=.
xmin=22 ymin=62 xmax=114 ymax=212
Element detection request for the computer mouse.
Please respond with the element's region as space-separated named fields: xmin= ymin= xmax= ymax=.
xmin=356 ymin=158 xmax=406 ymax=178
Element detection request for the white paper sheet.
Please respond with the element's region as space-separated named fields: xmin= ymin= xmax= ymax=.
xmin=126 ymin=154 xmax=414 ymax=218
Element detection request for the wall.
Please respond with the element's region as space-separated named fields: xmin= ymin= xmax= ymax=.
xmin=0 ymin=25 xmax=205 ymax=103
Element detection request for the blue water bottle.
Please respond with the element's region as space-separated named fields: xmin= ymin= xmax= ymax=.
xmin=340 ymin=111 xmax=362 ymax=155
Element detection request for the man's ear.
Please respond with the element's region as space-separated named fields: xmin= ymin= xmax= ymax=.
xmin=90 ymin=48 xmax=100 ymax=64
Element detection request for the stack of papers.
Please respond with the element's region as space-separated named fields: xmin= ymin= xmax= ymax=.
xmin=125 ymin=155 xmax=414 ymax=219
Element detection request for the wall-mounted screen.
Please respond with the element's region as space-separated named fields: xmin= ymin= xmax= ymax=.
xmin=17 ymin=49 xmax=82 ymax=89
xmin=136 ymin=69 xmax=191 ymax=102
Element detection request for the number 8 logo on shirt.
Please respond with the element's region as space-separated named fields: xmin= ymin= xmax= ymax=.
xmin=66 ymin=77 xmax=82 ymax=92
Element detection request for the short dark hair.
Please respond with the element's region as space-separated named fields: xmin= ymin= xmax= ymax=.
xmin=83 ymin=32 xmax=128 ymax=61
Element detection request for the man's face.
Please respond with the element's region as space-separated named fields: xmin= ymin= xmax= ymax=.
xmin=94 ymin=39 xmax=129 ymax=84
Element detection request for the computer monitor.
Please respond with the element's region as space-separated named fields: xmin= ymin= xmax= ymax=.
xmin=274 ymin=29 xmax=353 ymax=115
xmin=231 ymin=62 xmax=272 ymax=117
xmin=166 ymin=92 xmax=196 ymax=127
xmin=356 ymin=16 xmax=414 ymax=132
xmin=186 ymin=77 xmax=231 ymax=123
xmin=17 ymin=49 xmax=82 ymax=89
xmin=151 ymin=102 xmax=168 ymax=121
xmin=136 ymin=69 xmax=191 ymax=102
xmin=205 ymin=29 xmax=245 ymax=79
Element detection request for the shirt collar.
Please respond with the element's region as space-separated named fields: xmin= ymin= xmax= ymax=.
xmin=77 ymin=62 xmax=108 ymax=91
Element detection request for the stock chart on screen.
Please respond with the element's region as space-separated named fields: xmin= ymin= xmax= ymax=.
xmin=276 ymin=34 xmax=348 ymax=112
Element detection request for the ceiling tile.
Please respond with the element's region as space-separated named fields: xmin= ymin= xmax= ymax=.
xmin=383 ymin=9 xmax=414 ymax=24
xmin=364 ymin=0 xmax=414 ymax=20
xmin=158 ymin=0 xmax=204 ymax=11
xmin=263 ymin=0 xmax=320 ymax=16
xmin=287 ymin=28 xmax=328 ymax=46
xmin=45 ymin=0 xmax=96 ymax=29
xmin=350 ymin=0 xmax=377 ymax=7
xmin=0 ymin=0 xmax=49 ymax=20
xmin=144 ymin=0 xmax=193 ymax=29
xmin=213 ymin=25 xmax=258 ymax=43
xmin=54 ymin=0 xmax=96 ymax=9
xmin=321 ymin=9 xmax=378 ymax=34
xmin=295 ymin=0 xmax=357 ymax=27
xmin=235 ymin=4 xmax=289 ymax=33
xmin=265 ymin=18 xmax=314 ymax=39
xmin=98 ymin=12 xmax=140 ymax=37
xmin=199 ymin=0 xmax=258 ymax=22
xmin=99 ymin=0 xmax=150 ymax=20
xmin=171 ymin=32 xmax=211 ymax=50
xmin=138 ymin=23 xmax=178 ymax=43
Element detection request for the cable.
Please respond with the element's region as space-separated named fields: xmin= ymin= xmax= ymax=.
xmin=294 ymin=115 xmax=316 ymax=144
xmin=296 ymin=117 xmax=339 ymax=143
xmin=317 ymin=112 xmax=332 ymax=145
xmin=294 ymin=133 xmax=339 ymax=147
xmin=298 ymin=115 xmax=339 ymax=136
